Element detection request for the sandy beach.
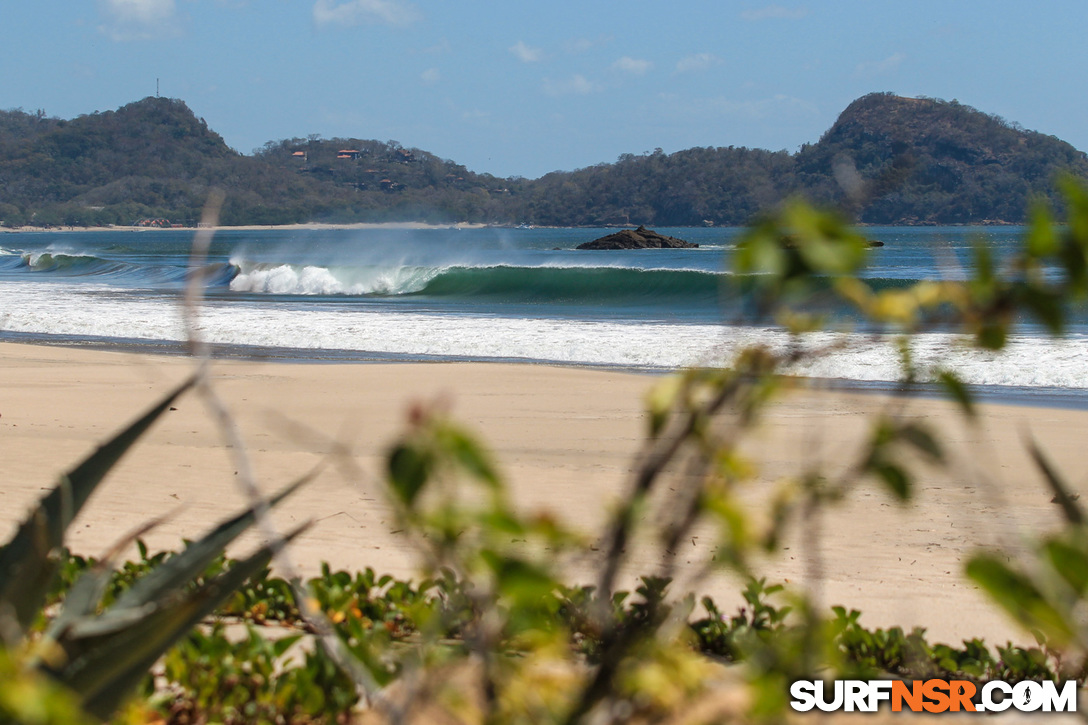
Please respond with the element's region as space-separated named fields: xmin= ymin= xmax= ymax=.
xmin=1 ymin=340 xmax=1084 ymax=647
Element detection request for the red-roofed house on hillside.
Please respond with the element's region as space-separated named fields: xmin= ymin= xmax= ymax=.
xmin=337 ymin=149 xmax=361 ymax=160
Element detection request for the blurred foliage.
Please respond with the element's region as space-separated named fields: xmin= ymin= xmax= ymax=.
xmin=34 ymin=543 xmax=1071 ymax=724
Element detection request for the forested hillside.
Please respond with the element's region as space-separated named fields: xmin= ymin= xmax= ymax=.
xmin=1 ymin=93 xmax=1085 ymax=227
xmin=793 ymin=93 xmax=1088 ymax=224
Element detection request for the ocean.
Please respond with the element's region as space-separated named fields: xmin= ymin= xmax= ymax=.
xmin=2 ymin=225 xmax=1086 ymax=406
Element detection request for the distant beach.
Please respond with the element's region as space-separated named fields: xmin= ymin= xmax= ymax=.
xmin=0 ymin=221 xmax=491 ymax=233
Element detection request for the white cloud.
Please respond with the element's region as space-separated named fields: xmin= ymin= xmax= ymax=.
xmin=740 ymin=5 xmax=809 ymax=21
xmin=509 ymin=41 xmax=543 ymax=63
xmin=542 ymin=74 xmax=600 ymax=97
xmin=675 ymin=53 xmax=722 ymax=73
xmin=313 ymin=0 xmax=421 ymax=27
xmin=854 ymin=52 xmax=906 ymax=78
xmin=98 ymin=0 xmax=176 ymax=40
xmin=420 ymin=67 xmax=441 ymax=85
xmin=612 ymin=56 xmax=652 ymax=75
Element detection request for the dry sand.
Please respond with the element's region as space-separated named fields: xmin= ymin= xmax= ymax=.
xmin=2 ymin=340 xmax=1085 ymax=647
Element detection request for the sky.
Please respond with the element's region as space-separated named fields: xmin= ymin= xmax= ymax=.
xmin=3 ymin=1 xmax=1088 ymax=179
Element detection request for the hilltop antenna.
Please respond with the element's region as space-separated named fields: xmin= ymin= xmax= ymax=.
xmin=156 ymin=78 xmax=160 ymax=98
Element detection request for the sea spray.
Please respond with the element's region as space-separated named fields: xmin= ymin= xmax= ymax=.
xmin=3 ymin=225 xmax=1088 ymax=395
xmin=4 ymin=279 xmax=1088 ymax=389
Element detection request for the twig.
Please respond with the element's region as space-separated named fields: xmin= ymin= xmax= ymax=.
xmin=180 ymin=193 xmax=387 ymax=711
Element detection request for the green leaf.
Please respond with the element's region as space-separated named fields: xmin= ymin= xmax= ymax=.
xmin=481 ymin=551 xmax=556 ymax=605
xmin=1025 ymin=436 xmax=1084 ymax=525
xmin=874 ymin=462 xmax=911 ymax=501
xmin=966 ymin=555 xmax=1076 ymax=646
xmin=976 ymin=321 xmax=1008 ymax=351
xmin=0 ymin=375 xmax=196 ymax=635
xmin=272 ymin=633 xmax=304 ymax=659
xmin=1019 ymin=284 xmax=1065 ymax=335
xmin=1025 ymin=203 xmax=1059 ymax=258
xmin=937 ymin=370 xmax=975 ymax=419
xmin=387 ymin=442 xmax=432 ymax=506
xmin=1044 ymin=540 xmax=1088 ymax=595
xmin=645 ymin=375 xmax=684 ymax=437
xmin=440 ymin=426 xmax=501 ymax=489
xmin=898 ymin=423 xmax=943 ymax=463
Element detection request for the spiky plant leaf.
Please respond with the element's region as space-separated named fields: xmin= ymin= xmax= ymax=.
xmin=46 ymin=523 xmax=310 ymax=721
xmin=110 ymin=472 xmax=311 ymax=611
xmin=47 ymin=512 xmax=176 ymax=641
xmin=0 ymin=375 xmax=196 ymax=635
xmin=43 ymin=561 xmax=115 ymax=641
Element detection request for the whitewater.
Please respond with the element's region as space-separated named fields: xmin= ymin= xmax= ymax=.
xmin=1 ymin=225 xmax=1086 ymax=396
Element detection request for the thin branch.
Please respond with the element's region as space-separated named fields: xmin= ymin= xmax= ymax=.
xmin=180 ymin=193 xmax=388 ymax=711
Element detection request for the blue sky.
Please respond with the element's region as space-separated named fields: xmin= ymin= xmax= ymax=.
xmin=3 ymin=1 xmax=1087 ymax=179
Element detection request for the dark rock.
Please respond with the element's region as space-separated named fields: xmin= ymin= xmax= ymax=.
xmin=576 ymin=226 xmax=698 ymax=250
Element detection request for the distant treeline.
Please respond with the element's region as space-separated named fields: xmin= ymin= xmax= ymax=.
xmin=1 ymin=92 xmax=1086 ymax=228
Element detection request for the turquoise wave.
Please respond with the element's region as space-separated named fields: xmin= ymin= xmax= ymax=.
xmin=411 ymin=265 xmax=726 ymax=303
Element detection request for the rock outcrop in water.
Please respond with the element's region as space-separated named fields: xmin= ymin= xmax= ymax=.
xmin=576 ymin=226 xmax=698 ymax=250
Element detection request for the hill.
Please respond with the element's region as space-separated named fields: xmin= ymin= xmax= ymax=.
xmin=0 ymin=93 xmax=1086 ymax=227
xmin=794 ymin=92 xmax=1088 ymax=224
xmin=0 ymin=98 xmax=241 ymax=226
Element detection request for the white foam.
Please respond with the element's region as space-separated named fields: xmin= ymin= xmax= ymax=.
xmin=2 ymin=281 xmax=1087 ymax=388
xmin=228 ymin=261 xmax=442 ymax=295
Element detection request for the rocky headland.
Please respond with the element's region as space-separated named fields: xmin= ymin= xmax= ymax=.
xmin=576 ymin=226 xmax=698 ymax=250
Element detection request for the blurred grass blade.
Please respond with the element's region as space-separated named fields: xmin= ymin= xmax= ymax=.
xmin=0 ymin=375 xmax=196 ymax=634
xmin=1025 ymin=433 xmax=1084 ymax=525
xmin=111 ymin=472 xmax=312 ymax=611
xmin=1045 ymin=540 xmax=1088 ymax=595
xmin=966 ymin=554 xmax=1076 ymax=646
xmin=47 ymin=523 xmax=311 ymax=721
xmin=937 ymin=370 xmax=976 ymax=419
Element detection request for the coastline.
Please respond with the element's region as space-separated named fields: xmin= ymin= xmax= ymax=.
xmin=0 ymin=221 xmax=492 ymax=234
xmin=2 ymin=339 xmax=1083 ymax=646
xmin=0 ymin=220 xmax=1028 ymax=234
xmin=7 ymin=330 xmax=1088 ymax=412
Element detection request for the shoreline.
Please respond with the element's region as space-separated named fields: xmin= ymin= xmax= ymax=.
xmin=5 ymin=329 xmax=1088 ymax=412
xmin=2 ymin=340 xmax=1085 ymax=646
xmin=0 ymin=221 xmax=493 ymax=234
xmin=0 ymin=220 xmax=1030 ymax=234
